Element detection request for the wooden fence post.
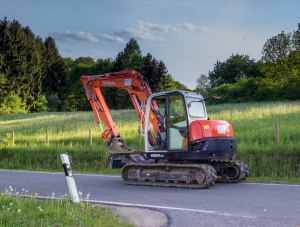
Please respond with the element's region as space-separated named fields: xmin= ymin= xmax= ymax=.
xmin=46 ymin=129 xmax=49 ymax=145
xmin=12 ymin=131 xmax=15 ymax=145
xmin=89 ymin=128 xmax=92 ymax=147
xmin=274 ymin=119 xmax=279 ymax=144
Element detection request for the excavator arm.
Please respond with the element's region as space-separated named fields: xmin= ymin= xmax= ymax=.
xmin=81 ymin=70 xmax=159 ymax=148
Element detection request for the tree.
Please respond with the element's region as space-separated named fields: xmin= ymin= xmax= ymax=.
xmin=141 ymin=53 xmax=158 ymax=91
xmin=291 ymin=24 xmax=300 ymax=50
xmin=261 ymin=27 xmax=300 ymax=83
xmin=43 ymin=37 xmax=67 ymax=110
xmin=196 ymin=74 xmax=210 ymax=92
xmin=262 ymin=31 xmax=292 ymax=63
xmin=113 ymin=38 xmax=142 ymax=71
xmin=156 ymin=60 xmax=169 ymax=91
xmin=208 ymin=54 xmax=262 ymax=87
xmin=0 ymin=19 xmax=39 ymax=111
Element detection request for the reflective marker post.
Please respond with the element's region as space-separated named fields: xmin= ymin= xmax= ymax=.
xmin=60 ymin=154 xmax=80 ymax=203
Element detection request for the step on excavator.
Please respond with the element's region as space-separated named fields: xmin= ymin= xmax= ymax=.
xmin=81 ymin=70 xmax=249 ymax=189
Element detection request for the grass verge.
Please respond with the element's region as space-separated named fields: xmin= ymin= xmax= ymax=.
xmin=0 ymin=193 xmax=132 ymax=227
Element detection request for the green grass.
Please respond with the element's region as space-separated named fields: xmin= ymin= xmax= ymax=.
xmin=0 ymin=193 xmax=132 ymax=227
xmin=0 ymin=101 xmax=300 ymax=183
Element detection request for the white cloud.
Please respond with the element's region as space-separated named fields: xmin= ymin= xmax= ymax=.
xmin=51 ymin=31 xmax=124 ymax=43
xmin=181 ymin=23 xmax=211 ymax=32
xmin=115 ymin=20 xmax=210 ymax=42
xmin=115 ymin=28 xmax=165 ymax=42
xmin=52 ymin=21 xmax=210 ymax=44
xmin=137 ymin=21 xmax=182 ymax=33
xmin=97 ymin=33 xmax=124 ymax=43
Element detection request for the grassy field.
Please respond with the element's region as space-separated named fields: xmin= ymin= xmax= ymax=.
xmin=0 ymin=101 xmax=299 ymax=183
xmin=0 ymin=192 xmax=132 ymax=226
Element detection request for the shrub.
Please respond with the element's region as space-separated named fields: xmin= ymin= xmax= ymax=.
xmin=0 ymin=94 xmax=27 ymax=115
xmin=34 ymin=95 xmax=48 ymax=112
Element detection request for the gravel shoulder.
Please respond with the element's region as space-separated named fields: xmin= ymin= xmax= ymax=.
xmin=110 ymin=206 xmax=168 ymax=227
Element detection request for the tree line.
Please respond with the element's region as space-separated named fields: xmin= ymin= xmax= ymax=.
xmin=0 ymin=18 xmax=187 ymax=114
xmin=197 ymin=24 xmax=300 ymax=104
xmin=1 ymin=17 xmax=299 ymax=114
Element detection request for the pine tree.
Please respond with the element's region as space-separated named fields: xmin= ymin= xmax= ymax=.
xmin=156 ymin=60 xmax=168 ymax=91
xmin=43 ymin=36 xmax=67 ymax=110
xmin=113 ymin=38 xmax=142 ymax=71
xmin=141 ymin=53 xmax=159 ymax=92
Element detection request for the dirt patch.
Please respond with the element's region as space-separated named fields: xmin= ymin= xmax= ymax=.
xmin=111 ymin=206 xmax=168 ymax=227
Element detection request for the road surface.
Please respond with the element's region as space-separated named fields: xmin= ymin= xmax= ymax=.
xmin=1 ymin=169 xmax=299 ymax=227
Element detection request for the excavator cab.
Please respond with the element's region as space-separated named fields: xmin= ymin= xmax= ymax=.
xmin=145 ymin=90 xmax=206 ymax=152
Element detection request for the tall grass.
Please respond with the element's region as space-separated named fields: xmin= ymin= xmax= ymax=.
xmin=0 ymin=102 xmax=299 ymax=182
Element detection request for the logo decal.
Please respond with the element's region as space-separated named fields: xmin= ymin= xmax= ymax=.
xmin=124 ymin=79 xmax=132 ymax=86
xmin=150 ymin=154 xmax=164 ymax=158
xmin=103 ymin=81 xmax=116 ymax=86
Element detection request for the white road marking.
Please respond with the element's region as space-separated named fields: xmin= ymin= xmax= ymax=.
xmin=16 ymin=194 xmax=256 ymax=219
xmin=242 ymin=182 xmax=300 ymax=187
xmin=0 ymin=169 xmax=119 ymax=177
xmin=87 ymin=199 xmax=257 ymax=219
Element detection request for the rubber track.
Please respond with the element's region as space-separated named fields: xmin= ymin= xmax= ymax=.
xmin=215 ymin=160 xmax=249 ymax=183
xmin=121 ymin=163 xmax=217 ymax=189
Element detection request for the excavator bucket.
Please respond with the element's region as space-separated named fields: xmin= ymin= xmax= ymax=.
xmin=107 ymin=136 xmax=134 ymax=154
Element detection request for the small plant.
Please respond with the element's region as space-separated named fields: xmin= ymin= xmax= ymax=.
xmin=0 ymin=133 xmax=14 ymax=147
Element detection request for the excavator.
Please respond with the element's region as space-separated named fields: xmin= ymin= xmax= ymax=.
xmin=81 ymin=70 xmax=249 ymax=189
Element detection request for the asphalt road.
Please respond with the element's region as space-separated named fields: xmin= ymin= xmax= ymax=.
xmin=1 ymin=169 xmax=299 ymax=227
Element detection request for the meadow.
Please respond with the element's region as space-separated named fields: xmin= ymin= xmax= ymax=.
xmin=0 ymin=101 xmax=299 ymax=183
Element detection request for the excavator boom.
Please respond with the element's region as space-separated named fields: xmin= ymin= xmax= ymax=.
xmin=81 ymin=70 xmax=156 ymax=142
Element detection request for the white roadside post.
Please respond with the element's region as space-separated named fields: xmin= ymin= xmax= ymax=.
xmin=60 ymin=154 xmax=80 ymax=203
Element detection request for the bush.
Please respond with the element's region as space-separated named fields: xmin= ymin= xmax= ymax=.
xmin=46 ymin=94 xmax=61 ymax=111
xmin=206 ymin=77 xmax=292 ymax=104
xmin=34 ymin=95 xmax=48 ymax=112
xmin=0 ymin=94 xmax=27 ymax=115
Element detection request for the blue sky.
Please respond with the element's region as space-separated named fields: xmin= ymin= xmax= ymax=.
xmin=1 ymin=0 xmax=300 ymax=89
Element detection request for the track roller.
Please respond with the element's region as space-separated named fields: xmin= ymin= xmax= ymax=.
xmin=121 ymin=162 xmax=217 ymax=189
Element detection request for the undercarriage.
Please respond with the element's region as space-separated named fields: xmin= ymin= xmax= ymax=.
xmin=109 ymin=152 xmax=249 ymax=189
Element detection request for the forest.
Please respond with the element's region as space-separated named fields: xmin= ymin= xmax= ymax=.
xmin=1 ymin=17 xmax=300 ymax=114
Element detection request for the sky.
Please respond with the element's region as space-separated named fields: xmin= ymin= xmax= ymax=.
xmin=1 ymin=0 xmax=300 ymax=89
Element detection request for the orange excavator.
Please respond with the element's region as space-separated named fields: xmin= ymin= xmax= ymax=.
xmin=81 ymin=70 xmax=249 ymax=189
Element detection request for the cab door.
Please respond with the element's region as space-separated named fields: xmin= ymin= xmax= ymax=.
xmin=167 ymin=93 xmax=189 ymax=151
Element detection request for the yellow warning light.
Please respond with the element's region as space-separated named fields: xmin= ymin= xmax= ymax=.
xmin=203 ymin=125 xmax=209 ymax=130
xmin=146 ymin=172 xmax=150 ymax=176
xmin=150 ymin=113 xmax=155 ymax=120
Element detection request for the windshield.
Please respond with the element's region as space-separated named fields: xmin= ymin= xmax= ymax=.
xmin=186 ymin=97 xmax=206 ymax=118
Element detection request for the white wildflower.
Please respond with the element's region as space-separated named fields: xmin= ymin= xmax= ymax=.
xmin=17 ymin=209 xmax=21 ymax=213
xmin=9 ymin=203 xmax=13 ymax=206
xmin=85 ymin=192 xmax=90 ymax=200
